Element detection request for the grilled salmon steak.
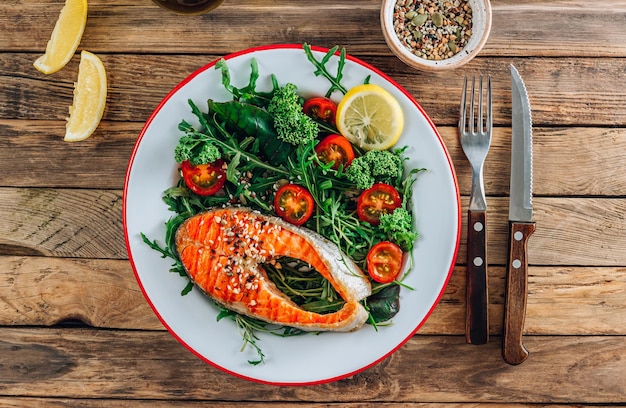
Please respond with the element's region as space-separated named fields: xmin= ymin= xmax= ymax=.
xmin=175 ymin=207 xmax=372 ymax=332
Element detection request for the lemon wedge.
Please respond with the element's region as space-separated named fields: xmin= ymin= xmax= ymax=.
xmin=33 ymin=0 xmax=88 ymax=75
xmin=64 ymin=50 xmax=107 ymax=142
xmin=336 ymin=84 xmax=404 ymax=150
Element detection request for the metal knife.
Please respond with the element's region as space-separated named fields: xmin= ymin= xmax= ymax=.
xmin=503 ymin=65 xmax=535 ymax=365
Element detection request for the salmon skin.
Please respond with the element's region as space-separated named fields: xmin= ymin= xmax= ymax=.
xmin=175 ymin=207 xmax=372 ymax=332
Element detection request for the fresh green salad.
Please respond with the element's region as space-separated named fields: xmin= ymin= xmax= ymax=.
xmin=142 ymin=44 xmax=424 ymax=364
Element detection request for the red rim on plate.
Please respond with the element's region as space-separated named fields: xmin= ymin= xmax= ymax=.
xmin=123 ymin=44 xmax=461 ymax=386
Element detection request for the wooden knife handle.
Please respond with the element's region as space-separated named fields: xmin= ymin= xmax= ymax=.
xmin=503 ymin=220 xmax=535 ymax=365
xmin=466 ymin=209 xmax=489 ymax=344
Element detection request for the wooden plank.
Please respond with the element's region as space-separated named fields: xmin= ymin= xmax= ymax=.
xmin=0 ymin=401 xmax=612 ymax=408
xmin=0 ymin=53 xmax=195 ymax=123
xmin=459 ymin=197 xmax=626 ymax=266
xmin=486 ymin=0 xmax=626 ymax=57
xmin=422 ymin=265 xmax=626 ymax=336
xmin=374 ymin=57 xmax=626 ymax=128
xmin=3 ymin=53 xmax=626 ymax=127
xmin=0 ymin=120 xmax=137 ymax=190
xmin=0 ymin=187 xmax=625 ymax=265
xmin=445 ymin=126 xmax=626 ymax=197
xmin=1 ymin=256 xmax=624 ymax=336
xmin=0 ymin=328 xmax=623 ymax=403
xmin=3 ymin=120 xmax=626 ymax=198
xmin=1 ymin=0 xmax=625 ymax=58
xmin=0 ymin=256 xmax=161 ymax=329
xmin=0 ymin=188 xmax=126 ymax=259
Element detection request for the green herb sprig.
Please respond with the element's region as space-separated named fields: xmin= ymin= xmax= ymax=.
xmin=303 ymin=43 xmax=348 ymax=97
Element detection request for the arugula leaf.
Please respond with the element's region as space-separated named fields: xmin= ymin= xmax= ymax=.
xmin=303 ymin=43 xmax=348 ymax=97
xmin=216 ymin=58 xmax=277 ymax=107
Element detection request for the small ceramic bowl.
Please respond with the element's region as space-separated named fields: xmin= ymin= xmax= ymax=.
xmin=381 ymin=0 xmax=492 ymax=71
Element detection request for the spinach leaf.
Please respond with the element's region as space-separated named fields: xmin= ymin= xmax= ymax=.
xmin=367 ymin=284 xmax=401 ymax=323
xmin=207 ymin=99 xmax=294 ymax=164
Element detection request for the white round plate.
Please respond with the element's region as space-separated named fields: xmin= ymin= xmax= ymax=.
xmin=123 ymin=44 xmax=460 ymax=386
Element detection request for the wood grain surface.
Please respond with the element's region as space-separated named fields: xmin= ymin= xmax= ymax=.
xmin=0 ymin=0 xmax=625 ymax=405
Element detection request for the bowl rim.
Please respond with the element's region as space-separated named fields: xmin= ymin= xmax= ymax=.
xmin=381 ymin=0 xmax=492 ymax=71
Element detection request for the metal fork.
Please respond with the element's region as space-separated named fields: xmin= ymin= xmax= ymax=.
xmin=459 ymin=74 xmax=492 ymax=345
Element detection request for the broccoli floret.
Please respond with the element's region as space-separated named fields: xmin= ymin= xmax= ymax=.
xmin=367 ymin=150 xmax=403 ymax=181
xmin=345 ymin=149 xmax=404 ymax=189
xmin=378 ymin=207 xmax=418 ymax=251
xmin=194 ymin=142 xmax=221 ymax=165
xmin=267 ymin=83 xmax=318 ymax=145
xmin=174 ymin=134 xmax=221 ymax=165
xmin=344 ymin=157 xmax=375 ymax=189
xmin=173 ymin=136 xmax=194 ymax=163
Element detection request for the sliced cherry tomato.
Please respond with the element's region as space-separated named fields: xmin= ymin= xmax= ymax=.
xmin=303 ymin=97 xmax=337 ymax=125
xmin=357 ymin=183 xmax=402 ymax=225
xmin=181 ymin=159 xmax=226 ymax=196
xmin=274 ymin=184 xmax=314 ymax=226
xmin=314 ymin=134 xmax=355 ymax=169
xmin=366 ymin=241 xmax=404 ymax=283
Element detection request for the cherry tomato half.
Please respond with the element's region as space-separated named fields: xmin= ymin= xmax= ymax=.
xmin=274 ymin=184 xmax=314 ymax=226
xmin=181 ymin=159 xmax=226 ymax=196
xmin=357 ymin=183 xmax=402 ymax=225
xmin=314 ymin=134 xmax=355 ymax=170
xmin=303 ymin=97 xmax=337 ymax=125
xmin=366 ymin=241 xmax=404 ymax=283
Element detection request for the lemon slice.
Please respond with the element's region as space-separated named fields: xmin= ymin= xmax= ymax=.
xmin=33 ymin=0 xmax=88 ymax=74
xmin=64 ymin=51 xmax=107 ymax=142
xmin=336 ymin=84 xmax=404 ymax=150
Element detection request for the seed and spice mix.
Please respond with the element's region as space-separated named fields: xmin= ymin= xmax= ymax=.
xmin=393 ymin=0 xmax=473 ymax=61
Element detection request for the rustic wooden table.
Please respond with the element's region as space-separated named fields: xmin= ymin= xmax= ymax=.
xmin=1 ymin=0 xmax=625 ymax=405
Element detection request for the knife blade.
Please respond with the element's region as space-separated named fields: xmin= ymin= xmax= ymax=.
xmin=503 ymin=64 xmax=535 ymax=365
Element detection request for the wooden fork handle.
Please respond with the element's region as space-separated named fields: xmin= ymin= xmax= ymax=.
xmin=503 ymin=221 xmax=535 ymax=365
xmin=466 ymin=209 xmax=489 ymax=344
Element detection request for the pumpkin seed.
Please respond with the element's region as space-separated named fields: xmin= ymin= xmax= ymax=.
xmin=431 ymin=12 xmax=444 ymax=27
xmin=411 ymin=13 xmax=428 ymax=26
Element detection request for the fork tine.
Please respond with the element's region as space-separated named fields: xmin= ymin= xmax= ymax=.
xmin=478 ymin=75 xmax=484 ymax=133
xmin=470 ymin=76 xmax=476 ymax=134
xmin=486 ymin=75 xmax=492 ymax=133
xmin=459 ymin=75 xmax=468 ymax=134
